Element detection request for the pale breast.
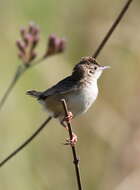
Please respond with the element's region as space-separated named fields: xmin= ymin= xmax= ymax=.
xmin=66 ymin=83 xmax=98 ymax=116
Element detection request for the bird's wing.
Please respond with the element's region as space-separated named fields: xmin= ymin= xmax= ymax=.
xmin=39 ymin=76 xmax=79 ymax=100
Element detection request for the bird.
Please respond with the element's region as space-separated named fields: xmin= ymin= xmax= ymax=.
xmin=26 ymin=56 xmax=110 ymax=145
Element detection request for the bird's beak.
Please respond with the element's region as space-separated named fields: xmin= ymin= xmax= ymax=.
xmin=100 ymin=65 xmax=110 ymax=70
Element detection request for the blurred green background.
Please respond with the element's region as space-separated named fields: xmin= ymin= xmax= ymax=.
xmin=0 ymin=0 xmax=140 ymax=189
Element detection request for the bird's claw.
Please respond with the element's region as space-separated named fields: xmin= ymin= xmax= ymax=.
xmin=64 ymin=133 xmax=77 ymax=146
xmin=64 ymin=111 xmax=73 ymax=123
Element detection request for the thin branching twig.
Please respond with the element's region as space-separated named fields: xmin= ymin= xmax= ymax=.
xmin=0 ymin=0 xmax=133 ymax=169
xmin=0 ymin=23 xmax=66 ymax=111
xmin=61 ymin=99 xmax=82 ymax=190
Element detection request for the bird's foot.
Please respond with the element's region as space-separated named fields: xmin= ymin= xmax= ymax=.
xmin=64 ymin=132 xmax=77 ymax=146
xmin=64 ymin=111 xmax=73 ymax=123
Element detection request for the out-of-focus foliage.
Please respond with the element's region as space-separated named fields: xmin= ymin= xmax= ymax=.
xmin=0 ymin=0 xmax=139 ymax=189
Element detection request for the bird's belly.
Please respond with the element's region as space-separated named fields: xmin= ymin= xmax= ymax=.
xmin=67 ymin=87 xmax=98 ymax=116
xmin=40 ymin=86 xmax=98 ymax=118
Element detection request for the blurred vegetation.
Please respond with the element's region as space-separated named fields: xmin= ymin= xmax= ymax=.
xmin=0 ymin=0 xmax=139 ymax=189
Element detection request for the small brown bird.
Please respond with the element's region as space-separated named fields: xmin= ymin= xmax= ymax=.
xmin=27 ymin=56 xmax=109 ymax=145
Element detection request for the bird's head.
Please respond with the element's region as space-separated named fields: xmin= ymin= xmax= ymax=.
xmin=72 ymin=56 xmax=110 ymax=81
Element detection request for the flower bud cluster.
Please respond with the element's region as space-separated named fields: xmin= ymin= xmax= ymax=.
xmin=16 ymin=22 xmax=40 ymax=65
xmin=45 ymin=34 xmax=65 ymax=57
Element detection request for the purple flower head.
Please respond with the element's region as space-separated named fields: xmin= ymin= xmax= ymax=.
xmin=16 ymin=22 xmax=40 ymax=65
xmin=45 ymin=34 xmax=66 ymax=57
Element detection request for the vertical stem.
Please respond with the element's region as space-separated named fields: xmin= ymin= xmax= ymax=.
xmin=61 ymin=99 xmax=82 ymax=190
xmin=0 ymin=65 xmax=27 ymax=110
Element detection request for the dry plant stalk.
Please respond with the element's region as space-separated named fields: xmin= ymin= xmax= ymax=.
xmin=0 ymin=23 xmax=66 ymax=110
xmin=61 ymin=99 xmax=82 ymax=190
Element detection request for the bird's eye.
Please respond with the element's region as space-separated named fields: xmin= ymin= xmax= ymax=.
xmin=94 ymin=66 xmax=97 ymax=70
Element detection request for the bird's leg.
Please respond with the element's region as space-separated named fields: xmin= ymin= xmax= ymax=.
xmin=61 ymin=112 xmax=77 ymax=146
xmin=60 ymin=111 xmax=73 ymax=129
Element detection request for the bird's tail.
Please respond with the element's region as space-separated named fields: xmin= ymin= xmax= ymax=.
xmin=26 ymin=90 xmax=42 ymax=98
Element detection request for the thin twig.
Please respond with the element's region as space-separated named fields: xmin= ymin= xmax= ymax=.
xmin=0 ymin=65 xmax=25 ymax=109
xmin=93 ymin=0 xmax=133 ymax=58
xmin=0 ymin=116 xmax=52 ymax=167
xmin=61 ymin=99 xmax=82 ymax=190
xmin=0 ymin=57 xmax=45 ymax=111
xmin=29 ymin=56 xmax=45 ymax=67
